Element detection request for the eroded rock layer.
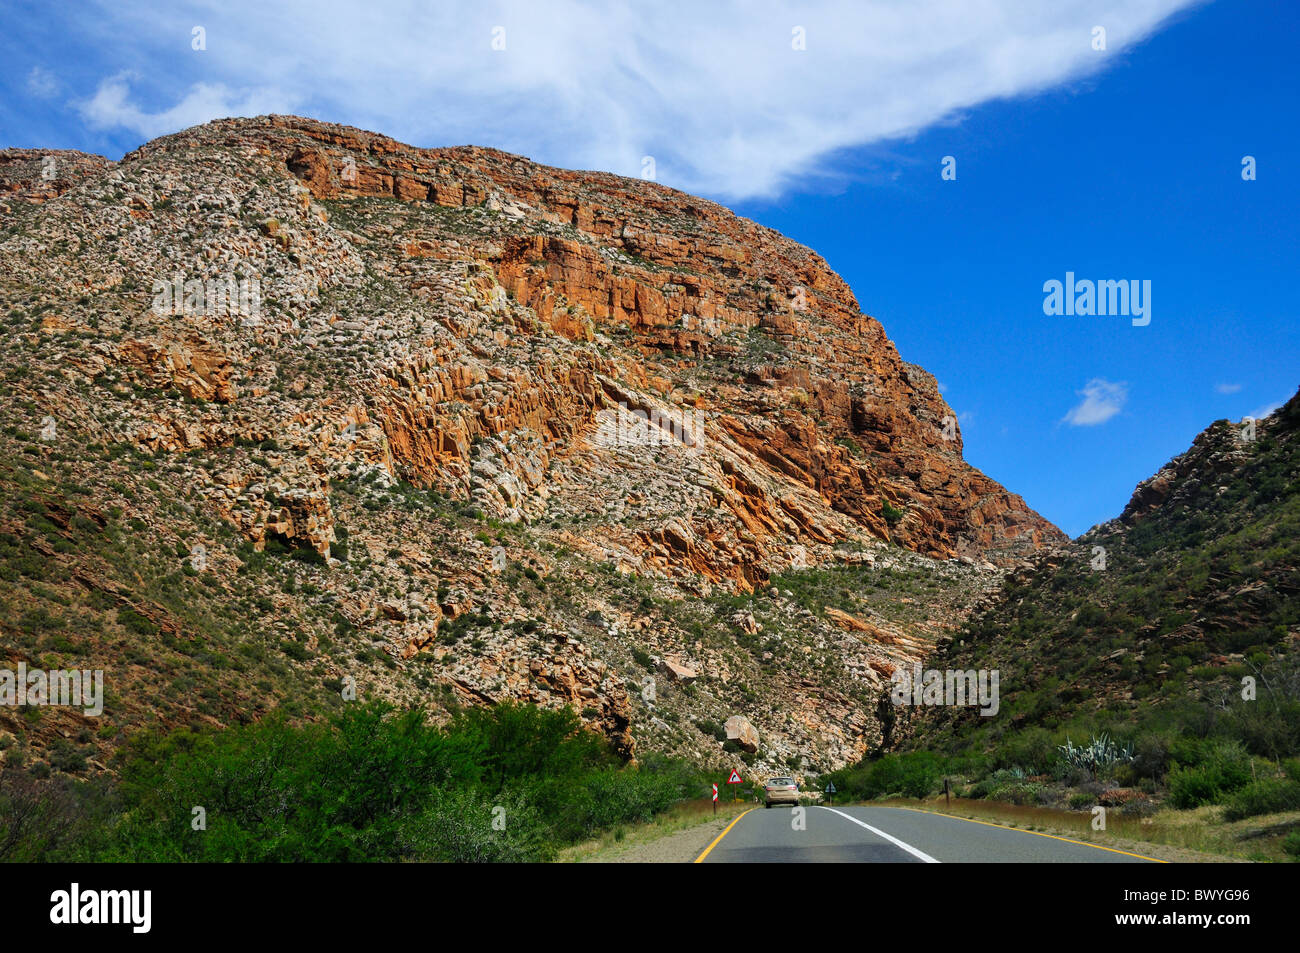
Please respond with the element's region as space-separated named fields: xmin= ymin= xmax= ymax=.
xmin=0 ymin=116 xmax=1063 ymax=774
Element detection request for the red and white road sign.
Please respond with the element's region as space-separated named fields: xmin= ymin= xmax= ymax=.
xmin=712 ymin=783 xmax=718 ymax=802
xmin=727 ymin=769 xmax=742 ymax=784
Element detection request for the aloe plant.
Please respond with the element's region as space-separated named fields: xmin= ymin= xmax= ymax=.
xmin=1058 ymin=732 xmax=1134 ymax=773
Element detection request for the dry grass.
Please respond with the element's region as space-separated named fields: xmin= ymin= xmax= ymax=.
xmin=558 ymin=798 xmax=748 ymax=862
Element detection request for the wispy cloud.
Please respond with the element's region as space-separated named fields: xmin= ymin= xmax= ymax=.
xmin=1064 ymin=378 xmax=1127 ymax=426
xmin=26 ymin=66 xmax=60 ymax=99
xmin=66 ymin=0 xmax=1198 ymax=199
xmin=1248 ymin=400 xmax=1284 ymax=421
xmin=1215 ymin=382 xmax=1242 ymax=394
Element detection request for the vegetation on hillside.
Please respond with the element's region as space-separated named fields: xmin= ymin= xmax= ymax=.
xmin=0 ymin=701 xmax=704 ymax=862
xmin=824 ymin=393 xmax=1300 ymax=857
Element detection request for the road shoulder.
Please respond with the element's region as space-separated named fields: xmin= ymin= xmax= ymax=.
xmin=559 ymin=801 xmax=751 ymax=863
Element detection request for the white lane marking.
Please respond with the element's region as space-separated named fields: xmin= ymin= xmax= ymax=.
xmin=817 ymin=806 xmax=941 ymax=863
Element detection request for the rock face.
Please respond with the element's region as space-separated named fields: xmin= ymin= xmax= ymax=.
xmin=661 ymin=658 xmax=698 ymax=684
xmin=0 ymin=148 xmax=112 ymax=215
xmin=725 ymin=715 xmax=760 ymax=753
xmin=0 ymin=115 xmax=1064 ymax=773
xmin=257 ymin=117 xmax=1062 ymax=569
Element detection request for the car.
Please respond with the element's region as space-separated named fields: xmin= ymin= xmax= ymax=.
xmin=764 ymin=776 xmax=800 ymax=808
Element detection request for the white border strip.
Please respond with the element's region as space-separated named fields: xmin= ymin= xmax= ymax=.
xmin=818 ymin=806 xmax=941 ymax=863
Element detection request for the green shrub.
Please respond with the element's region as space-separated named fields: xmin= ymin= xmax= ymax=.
xmin=1132 ymin=732 xmax=1173 ymax=780
xmin=1068 ymin=791 xmax=1096 ymax=809
xmin=117 ymin=606 xmax=159 ymax=636
xmin=94 ymin=701 xmax=693 ymax=862
xmin=1282 ymin=830 xmax=1300 ymax=859
xmin=1167 ymin=743 xmax=1253 ymax=808
xmin=992 ymin=781 xmax=1043 ymax=805
xmin=997 ymin=727 xmax=1055 ymax=774
xmin=1222 ymin=779 xmax=1300 ymax=821
xmin=402 ymin=787 xmax=553 ymax=862
xmin=842 ymin=752 xmax=940 ymax=800
xmin=696 ymin=718 xmax=727 ymax=742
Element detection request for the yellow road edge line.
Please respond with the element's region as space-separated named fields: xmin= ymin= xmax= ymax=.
xmin=879 ymin=804 xmax=1168 ymax=863
xmin=693 ymin=808 xmax=755 ymax=863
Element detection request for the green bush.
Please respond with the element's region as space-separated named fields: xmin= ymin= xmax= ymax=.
xmin=840 ymin=752 xmax=940 ymax=800
xmin=997 ymin=727 xmax=1055 ymax=774
xmin=1068 ymin=791 xmax=1096 ymax=809
xmin=1167 ymin=742 xmax=1253 ymax=808
xmin=1282 ymin=830 xmax=1300 ymax=860
xmin=1132 ymin=732 xmax=1173 ymax=780
xmin=91 ymin=701 xmax=694 ymax=862
xmin=117 ymin=606 xmax=159 ymax=636
xmin=990 ymin=781 xmax=1043 ymax=805
xmin=1222 ymin=697 xmax=1300 ymax=761
xmin=401 ymin=787 xmax=554 ymax=862
xmin=1222 ymin=779 xmax=1300 ymax=821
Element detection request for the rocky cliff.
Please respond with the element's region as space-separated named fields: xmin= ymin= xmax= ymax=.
xmin=0 ymin=116 xmax=1062 ymax=778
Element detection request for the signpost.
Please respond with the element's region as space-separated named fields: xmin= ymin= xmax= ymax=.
xmin=824 ymin=781 xmax=837 ymax=806
xmin=711 ymin=783 xmax=718 ymax=815
xmin=727 ymin=769 xmax=742 ymax=802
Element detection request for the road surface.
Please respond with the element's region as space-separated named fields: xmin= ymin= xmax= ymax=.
xmin=695 ymin=805 xmax=1163 ymax=863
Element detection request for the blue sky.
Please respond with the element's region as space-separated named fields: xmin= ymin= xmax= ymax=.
xmin=733 ymin=0 xmax=1298 ymax=535
xmin=2 ymin=0 xmax=1296 ymax=536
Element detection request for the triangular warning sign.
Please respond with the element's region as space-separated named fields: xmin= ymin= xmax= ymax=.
xmin=727 ymin=769 xmax=742 ymax=784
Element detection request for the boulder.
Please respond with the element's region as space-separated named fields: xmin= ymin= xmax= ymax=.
xmin=725 ymin=715 xmax=760 ymax=752
xmin=660 ymin=658 xmax=698 ymax=684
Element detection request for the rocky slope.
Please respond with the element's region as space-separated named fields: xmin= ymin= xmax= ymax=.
xmin=0 ymin=116 xmax=1062 ymax=780
xmin=908 ymin=389 xmax=1300 ymax=757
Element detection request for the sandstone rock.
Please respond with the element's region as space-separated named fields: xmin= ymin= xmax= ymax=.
xmin=725 ymin=715 xmax=760 ymax=752
xmin=660 ymin=658 xmax=698 ymax=684
xmin=0 ymin=115 xmax=1069 ymax=777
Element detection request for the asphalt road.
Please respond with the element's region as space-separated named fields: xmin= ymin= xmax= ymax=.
xmin=695 ymin=805 xmax=1163 ymax=863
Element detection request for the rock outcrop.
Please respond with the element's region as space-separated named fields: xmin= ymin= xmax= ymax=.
xmin=0 ymin=116 xmax=1065 ymax=773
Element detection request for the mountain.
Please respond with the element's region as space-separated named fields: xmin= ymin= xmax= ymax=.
xmin=908 ymin=388 xmax=1300 ymax=762
xmin=0 ymin=115 xmax=1062 ymax=779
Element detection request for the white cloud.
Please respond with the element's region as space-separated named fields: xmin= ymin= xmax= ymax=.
xmin=1215 ymin=382 xmax=1242 ymax=394
xmin=1064 ymin=378 xmax=1127 ymax=426
xmin=80 ymin=74 xmax=298 ymax=142
xmin=72 ymin=0 xmax=1199 ymax=199
xmin=26 ymin=66 xmax=61 ymax=99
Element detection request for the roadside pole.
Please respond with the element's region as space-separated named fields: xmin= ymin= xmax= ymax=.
xmin=712 ymin=782 xmax=718 ymax=815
